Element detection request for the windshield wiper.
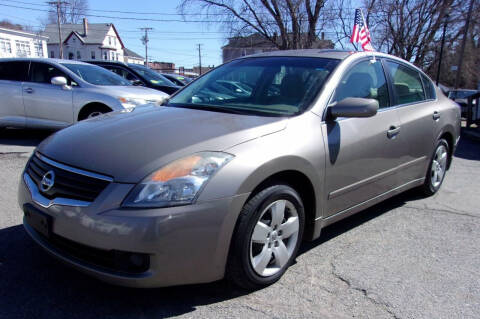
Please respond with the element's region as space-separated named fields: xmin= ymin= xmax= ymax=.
xmin=166 ymin=103 xmax=263 ymax=116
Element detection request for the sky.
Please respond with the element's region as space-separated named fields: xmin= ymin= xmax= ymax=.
xmin=0 ymin=0 xmax=228 ymax=68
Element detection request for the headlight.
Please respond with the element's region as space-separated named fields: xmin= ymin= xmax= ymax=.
xmin=118 ymin=97 xmax=147 ymax=108
xmin=122 ymin=152 xmax=234 ymax=208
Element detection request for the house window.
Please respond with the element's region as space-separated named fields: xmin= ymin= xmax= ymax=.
xmin=116 ymin=53 xmax=120 ymax=61
xmin=76 ymin=51 xmax=81 ymax=59
xmin=113 ymin=37 xmax=116 ymax=46
xmin=15 ymin=40 xmax=31 ymax=57
xmin=68 ymin=52 xmax=74 ymax=60
xmin=108 ymin=36 xmax=112 ymax=45
xmin=91 ymin=51 xmax=95 ymax=59
xmin=0 ymin=38 xmax=12 ymax=54
xmin=72 ymin=37 xmax=76 ymax=43
xmin=34 ymin=42 xmax=43 ymax=57
xmin=103 ymin=51 xmax=107 ymax=60
xmin=111 ymin=51 xmax=115 ymax=60
xmin=50 ymin=50 xmax=54 ymax=58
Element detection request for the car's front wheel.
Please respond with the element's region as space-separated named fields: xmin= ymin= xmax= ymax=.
xmin=227 ymin=185 xmax=305 ymax=290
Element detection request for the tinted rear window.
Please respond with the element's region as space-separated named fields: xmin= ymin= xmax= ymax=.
xmin=421 ymin=74 xmax=436 ymax=100
xmin=0 ymin=61 xmax=29 ymax=81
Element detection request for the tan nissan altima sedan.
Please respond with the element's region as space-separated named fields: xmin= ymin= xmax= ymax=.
xmin=19 ymin=50 xmax=460 ymax=289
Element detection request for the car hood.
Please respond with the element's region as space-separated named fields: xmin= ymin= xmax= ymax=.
xmin=37 ymin=106 xmax=287 ymax=183
xmin=94 ymin=85 xmax=170 ymax=100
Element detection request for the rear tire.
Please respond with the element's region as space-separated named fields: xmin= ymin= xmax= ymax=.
xmin=420 ymin=139 xmax=449 ymax=196
xmin=226 ymin=185 xmax=305 ymax=290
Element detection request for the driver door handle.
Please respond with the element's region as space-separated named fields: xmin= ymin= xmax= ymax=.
xmin=24 ymin=87 xmax=34 ymax=94
xmin=433 ymin=111 xmax=441 ymax=120
xmin=387 ymin=126 xmax=401 ymax=139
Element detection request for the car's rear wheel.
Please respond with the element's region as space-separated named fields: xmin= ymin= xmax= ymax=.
xmin=227 ymin=185 xmax=304 ymax=290
xmin=421 ymin=139 xmax=449 ymax=196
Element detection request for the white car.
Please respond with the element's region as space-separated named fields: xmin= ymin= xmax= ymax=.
xmin=0 ymin=58 xmax=168 ymax=129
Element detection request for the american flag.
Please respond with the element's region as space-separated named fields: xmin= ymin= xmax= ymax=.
xmin=350 ymin=9 xmax=374 ymax=52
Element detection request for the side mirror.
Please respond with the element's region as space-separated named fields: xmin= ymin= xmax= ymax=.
xmin=328 ymin=97 xmax=379 ymax=119
xmin=51 ymin=76 xmax=68 ymax=86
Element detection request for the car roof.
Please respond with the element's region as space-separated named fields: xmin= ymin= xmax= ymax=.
xmin=0 ymin=57 xmax=90 ymax=65
xmin=236 ymin=49 xmax=354 ymax=60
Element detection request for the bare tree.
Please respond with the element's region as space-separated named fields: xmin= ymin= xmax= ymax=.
xmin=0 ymin=19 xmax=23 ymax=31
xmin=47 ymin=0 xmax=89 ymax=24
xmin=179 ymin=0 xmax=327 ymax=49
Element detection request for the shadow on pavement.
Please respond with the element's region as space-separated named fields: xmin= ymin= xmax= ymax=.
xmin=455 ymin=134 xmax=480 ymax=161
xmin=0 ymin=129 xmax=53 ymax=147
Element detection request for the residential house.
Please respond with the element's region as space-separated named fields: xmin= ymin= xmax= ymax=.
xmin=222 ymin=33 xmax=334 ymax=63
xmin=43 ymin=19 xmax=124 ymax=61
xmin=0 ymin=27 xmax=48 ymax=58
xmin=123 ymin=48 xmax=144 ymax=64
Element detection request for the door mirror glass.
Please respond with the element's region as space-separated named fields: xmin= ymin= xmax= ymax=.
xmin=51 ymin=76 xmax=68 ymax=86
xmin=329 ymin=97 xmax=379 ymax=119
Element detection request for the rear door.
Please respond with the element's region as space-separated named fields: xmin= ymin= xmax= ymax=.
xmin=322 ymin=58 xmax=408 ymax=217
xmin=0 ymin=61 xmax=30 ymax=128
xmin=22 ymin=62 xmax=74 ymax=128
xmin=383 ymin=60 xmax=436 ymax=184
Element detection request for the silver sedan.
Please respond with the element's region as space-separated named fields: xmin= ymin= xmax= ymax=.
xmin=18 ymin=50 xmax=460 ymax=289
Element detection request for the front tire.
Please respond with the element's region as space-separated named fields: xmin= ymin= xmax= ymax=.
xmin=421 ymin=139 xmax=449 ymax=196
xmin=227 ymin=185 xmax=305 ymax=290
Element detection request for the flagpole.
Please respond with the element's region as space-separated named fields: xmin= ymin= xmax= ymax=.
xmin=359 ymin=8 xmax=376 ymax=62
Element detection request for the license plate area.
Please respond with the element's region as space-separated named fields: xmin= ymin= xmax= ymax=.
xmin=24 ymin=204 xmax=52 ymax=238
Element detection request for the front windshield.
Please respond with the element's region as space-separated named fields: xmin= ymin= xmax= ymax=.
xmin=61 ymin=63 xmax=131 ymax=86
xmin=129 ymin=64 xmax=176 ymax=86
xmin=167 ymin=57 xmax=339 ymax=116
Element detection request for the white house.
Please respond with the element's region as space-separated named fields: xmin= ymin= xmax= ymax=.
xmin=43 ymin=19 xmax=124 ymax=61
xmin=123 ymin=48 xmax=145 ymax=65
xmin=0 ymin=27 xmax=48 ymax=58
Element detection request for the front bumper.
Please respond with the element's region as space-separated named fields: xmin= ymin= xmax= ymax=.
xmin=19 ymin=173 xmax=248 ymax=288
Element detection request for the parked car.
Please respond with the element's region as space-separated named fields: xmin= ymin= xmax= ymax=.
xmin=447 ymin=89 xmax=477 ymax=116
xmin=161 ymin=73 xmax=193 ymax=86
xmin=0 ymin=58 xmax=168 ymax=130
xmin=19 ymin=50 xmax=460 ymax=289
xmin=85 ymin=61 xmax=181 ymax=95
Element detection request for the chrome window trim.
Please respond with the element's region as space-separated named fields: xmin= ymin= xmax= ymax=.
xmin=35 ymin=152 xmax=114 ymax=182
xmin=24 ymin=173 xmax=91 ymax=208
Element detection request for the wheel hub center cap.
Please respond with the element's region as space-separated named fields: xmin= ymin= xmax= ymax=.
xmin=271 ymin=231 xmax=278 ymax=241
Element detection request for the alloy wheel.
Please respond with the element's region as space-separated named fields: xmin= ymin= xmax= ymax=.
xmin=431 ymin=144 xmax=448 ymax=188
xmin=249 ymin=199 xmax=300 ymax=277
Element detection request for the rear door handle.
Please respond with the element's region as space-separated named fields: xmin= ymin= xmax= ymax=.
xmin=24 ymin=87 xmax=34 ymax=94
xmin=433 ymin=111 xmax=440 ymax=120
xmin=387 ymin=126 xmax=401 ymax=139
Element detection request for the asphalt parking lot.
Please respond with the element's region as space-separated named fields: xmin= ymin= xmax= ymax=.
xmin=0 ymin=128 xmax=478 ymax=319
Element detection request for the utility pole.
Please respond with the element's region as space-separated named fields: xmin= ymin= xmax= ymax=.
xmin=140 ymin=27 xmax=153 ymax=66
xmin=47 ymin=0 xmax=68 ymax=59
xmin=436 ymin=10 xmax=450 ymax=86
xmin=197 ymin=43 xmax=202 ymax=75
xmin=454 ymin=0 xmax=474 ymax=89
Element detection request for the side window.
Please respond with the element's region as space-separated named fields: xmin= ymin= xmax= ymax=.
xmin=332 ymin=60 xmax=390 ymax=108
xmin=29 ymin=62 xmax=69 ymax=84
xmin=421 ymin=74 xmax=436 ymax=100
xmin=107 ymin=66 xmax=140 ymax=83
xmin=385 ymin=61 xmax=425 ymax=105
xmin=0 ymin=61 xmax=29 ymax=81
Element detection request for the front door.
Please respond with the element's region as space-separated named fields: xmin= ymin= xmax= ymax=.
xmin=322 ymin=59 xmax=408 ymax=217
xmin=22 ymin=62 xmax=73 ymax=128
xmin=0 ymin=61 xmax=30 ymax=128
